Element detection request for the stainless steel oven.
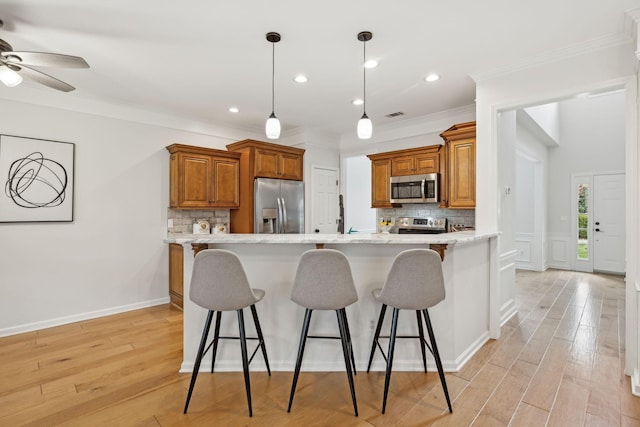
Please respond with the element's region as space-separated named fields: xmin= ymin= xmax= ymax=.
xmin=390 ymin=173 xmax=438 ymax=204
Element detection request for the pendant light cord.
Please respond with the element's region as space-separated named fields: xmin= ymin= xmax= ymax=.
xmin=271 ymin=40 xmax=275 ymax=113
xmin=362 ymin=37 xmax=366 ymax=115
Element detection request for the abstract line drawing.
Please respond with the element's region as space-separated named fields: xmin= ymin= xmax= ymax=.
xmin=5 ymin=151 xmax=68 ymax=208
xmin=0 ymin=135 xmax=74 ymax=222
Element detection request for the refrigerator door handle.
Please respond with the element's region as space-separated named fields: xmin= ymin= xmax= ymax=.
xmin=276 ymin=197 xmax=283 ymax=233
xmin=280 ymin=197 xmax=288 ymax=233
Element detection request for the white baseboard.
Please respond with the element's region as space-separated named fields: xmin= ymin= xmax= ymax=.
xmin=500 ymin=298 xmax=517 ymax=326
xmin=0 ymin=297 xmax=170 ymax=337
xmin=633 ymin=369 xmax=640 ymax=396
xmin=179 ymin=331 xmax=491 ymax=374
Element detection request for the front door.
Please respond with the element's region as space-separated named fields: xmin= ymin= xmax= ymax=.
xmin=593 ymin=173 xmax=625 ymax=273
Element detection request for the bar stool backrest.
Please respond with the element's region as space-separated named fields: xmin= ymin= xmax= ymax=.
xmin=290 ymin=249 xmax=358 ymax=310
xmin=377 ymin=249 xmax=445 ymax=310
xmin=189 ymin=249 xmax=259 ymax=311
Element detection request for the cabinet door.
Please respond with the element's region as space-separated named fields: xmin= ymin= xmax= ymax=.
xmin=414 ymin=152 xmax=439 ymax=174
xmin=212 ymin=158 xmax=240 ymax=208
xmin=279 ymin=152 xmax=303 ymax=180
xmin=168 ymin=243 xmax=183 ymax=309
xmin=448 ymin=138 xmax=475 ymax=208
xmin=371 ymin=159 xmax=392 ymax=208
xmin=179 ymin=153 xmax=213 ymax=208
xmin=391 ymin=156 xmax=415 ymax=176
xmin=254 ymin=149 xmax=280 ymax=178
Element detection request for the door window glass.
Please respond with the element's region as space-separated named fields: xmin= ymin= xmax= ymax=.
xmin=577 ymin=184 xmax=588 ymax=259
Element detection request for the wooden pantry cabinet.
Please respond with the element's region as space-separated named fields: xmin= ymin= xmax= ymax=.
xmin=439 ymin=121 xmax=476 ymax=209
xmin=166 ymin=144 xmax=241 ymax=209
xmin=227 ymin=139 xmax=304 ymax=181
xmin=226 ymin=139 xmax=305 ymax=233
xmin=367 ymin=145 xmax=441 ymax=208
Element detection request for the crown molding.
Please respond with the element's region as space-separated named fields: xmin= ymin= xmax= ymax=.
xmin=470 ymin=32 xmax=633 ymax=83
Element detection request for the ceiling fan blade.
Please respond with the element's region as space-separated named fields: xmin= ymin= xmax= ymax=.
xmin=2 ymin=51 xmax=89 ymax=68
xmin=16 ymin=64 xmax=76 ymax=92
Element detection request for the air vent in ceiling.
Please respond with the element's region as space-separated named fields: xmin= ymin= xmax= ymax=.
xmin=385 ymin=111 xmax=405 ymax=118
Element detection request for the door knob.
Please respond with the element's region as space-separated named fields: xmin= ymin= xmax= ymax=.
xmin=595 ymin=221 xmax=600 ymax=225
xmin=595 ymin=228 xmax=601 ymax=232
xmin=314 ymin=228 xmax=319 ymax=233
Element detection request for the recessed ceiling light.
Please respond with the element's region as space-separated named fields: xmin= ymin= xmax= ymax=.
xmin=228 ymin=107 xmax=239 ymax=113
xmin=352 ymin=98 xmax=364 ymax=106
xmin=294 ymin=74 xmax=308 ymax=83
xmin=364 ymin=60 xmax=378 ymax=69
xmin=425 ymin=74 xmax=440 ymax=82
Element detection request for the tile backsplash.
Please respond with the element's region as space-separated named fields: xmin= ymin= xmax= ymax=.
xmin=377 ymin=204 xmax=475 ymax=231
xmin=167 ymin=209 xmax=230 ymax=233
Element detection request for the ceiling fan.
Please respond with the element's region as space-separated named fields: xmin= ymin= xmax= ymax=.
xmin=0 ymin=19 xmax=89 ymax=92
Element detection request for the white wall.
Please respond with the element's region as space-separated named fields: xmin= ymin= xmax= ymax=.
xmin=343 ymin=155 xmax=375 ymax=233
xmin=0 ymin=99 xmax=262 ymax=335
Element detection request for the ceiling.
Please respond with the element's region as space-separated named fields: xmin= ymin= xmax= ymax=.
xmin=0 ymin=1 xmax=637 ymax=139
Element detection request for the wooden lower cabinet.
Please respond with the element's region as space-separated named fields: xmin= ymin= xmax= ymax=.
xmin=168 ymin=243 xmax=183 ymax=309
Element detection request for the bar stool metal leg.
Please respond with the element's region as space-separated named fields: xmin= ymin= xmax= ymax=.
xmin=416 ymin=310 xmax=428 ymax=373
xmin=367 ymin=304 xmax=387 ymax=372
xmin=184 ymin=310 xmax=214 ymax=414
xmin=287 ymin=308 xmax=313 ymax=412
xmin=210 ymin=311 xmax=222 ymax=373
xmin=337 ymin=309 xmax=359 ymax=416
xmin=237 ymin=309 xmax=253 ymax=417
xmin=340 ymin=308 xmax=357 ymax=375
xmin=250 ymin=304 xmax=271 ymax=376
xmin=382 ymin=308 xmax=400 ymax=414
xmin=423 ymin=309 xmax=452 ymax=413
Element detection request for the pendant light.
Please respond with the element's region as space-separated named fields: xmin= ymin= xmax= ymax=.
xmin=357 ymin=31 xmax=373 ymax=140
xmin=265 ymin=32 xmax=281 ymax=139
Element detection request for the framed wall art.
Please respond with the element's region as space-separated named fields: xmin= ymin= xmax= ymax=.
xmin=0 ymin=134 xmax=75 ymax=222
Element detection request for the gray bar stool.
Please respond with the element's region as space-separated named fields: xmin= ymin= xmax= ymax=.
xmin=183 ymin=249 xmax=271 ymax=417
xmin=366 ymin=248 xmax=452 ymax=414
xmin=287 ymin=249 xmax=359 ymax=416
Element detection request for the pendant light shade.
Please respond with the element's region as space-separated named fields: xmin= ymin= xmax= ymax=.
xmin=0 ymin=65 xmax=22 ymax=87
xmin=357 ymin=31 xmax=373 ymax=140
xmin=357 ymin=113 xmax=372 ymax=139
xmin=266 ymin=112 xmax=281 ymax=139
xmin=265 ymin=32 xmax=281 ymax=139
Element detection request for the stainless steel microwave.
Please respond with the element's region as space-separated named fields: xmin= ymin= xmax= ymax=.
xmin=389 ymin=173 xmax=438 ymax=204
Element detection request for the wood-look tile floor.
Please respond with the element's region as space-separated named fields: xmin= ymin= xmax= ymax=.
xmin=1 ymin=269 xmax=638 ymax=426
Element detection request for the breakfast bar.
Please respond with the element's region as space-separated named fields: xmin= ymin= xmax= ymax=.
xmin=165 ymin=231 xmax=499 ymax=373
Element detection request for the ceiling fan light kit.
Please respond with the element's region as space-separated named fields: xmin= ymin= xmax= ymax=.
xmin=0 ymin=64 xmax=22 ymax=87
xmin=0 ymin=19 xmax=89 ymax=92
xmin=357 ymin=31 xmax=373 ymax=140
xmin=265 ymin=31 xmax=281 ymax=139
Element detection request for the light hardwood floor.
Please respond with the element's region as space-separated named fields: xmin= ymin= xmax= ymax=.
xmin=1 ymin=269 xmax=638 ymax=426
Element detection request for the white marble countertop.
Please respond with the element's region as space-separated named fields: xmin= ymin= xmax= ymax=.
xmin=164 ymin=230 xmax=497 ymax=245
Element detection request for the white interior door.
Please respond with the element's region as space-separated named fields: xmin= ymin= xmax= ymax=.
xmin=311 ymin=166 xmax=339 ymax=234
xmin=593 ymin=173 xmax=625 ymax=273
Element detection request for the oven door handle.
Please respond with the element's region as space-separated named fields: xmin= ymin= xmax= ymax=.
xmin=421 ymin=178 xmax=426 ymax=201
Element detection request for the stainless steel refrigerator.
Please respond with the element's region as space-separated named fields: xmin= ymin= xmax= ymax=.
xmin=254 ymin=178 xmax=304 ymax=234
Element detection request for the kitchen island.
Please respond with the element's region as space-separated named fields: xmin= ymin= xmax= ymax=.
xmin=165 ymin=231 xmax=499 ymax=373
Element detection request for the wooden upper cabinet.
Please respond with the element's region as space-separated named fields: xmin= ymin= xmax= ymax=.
xmin=369 ymin=158 xmax=393 ymax=208
xmin=391 ymin=150 xmax=440 ymax=176
xmin=368 ymin=145 xmax=440 ymax=208
xmin=226 ymin=139 xmax=305 ymax=233
xmin=440 ymin=121 xmax=476 ymax=209
xmin=229 ymin=139 xmax=304 ymax=181
xmin=166 ymin=144 xmax=240 ymax=209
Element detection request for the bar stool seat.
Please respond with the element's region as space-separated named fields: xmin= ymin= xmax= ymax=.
xmin=287 ymin=249 xmax=359 ymax=416
xmin=366 ymin=248 xmax=452 ymax=414
xmin=183 ymin=249 xmax=271 ymax=417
